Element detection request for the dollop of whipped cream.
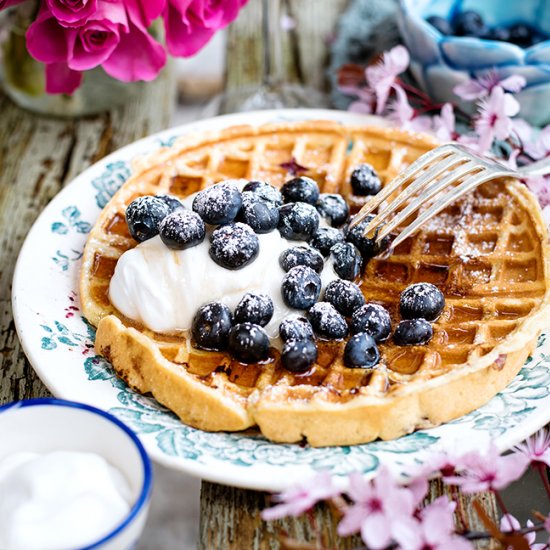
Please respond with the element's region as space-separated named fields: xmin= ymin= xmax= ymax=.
xmin=109 ymin=228 xmax=337 ymax=345
xmin=0 ymin=451 xmax=131 ymax=550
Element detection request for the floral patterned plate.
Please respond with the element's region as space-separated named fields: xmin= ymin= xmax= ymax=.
xmin=12 ymin=109 xmax=550 ymax=491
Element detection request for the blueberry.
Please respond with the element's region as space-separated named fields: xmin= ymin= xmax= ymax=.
xmin=242 ymin=180 xmax=283 ymax=207
xmin=281 ymin=177 xmax=320 ymax=205
xmin=278 ymin=202 xmax=320 ymax=241
xmin=350 ymin=164 xmax=382 ymax=196
xmin=282 ymin=338 xmax=318 ymax=373
xmin=234 ymin=293 xmax=274 ymax=327
xmin=193 ymin=181 xmax=242 ymax=225
xmin=453 ymin=10 xmax=487 ymax=38
xmin=209 ymin=222 xmax=259 ymax=269
xmin=330 ymin=242 xmax=363 ymax=280
xmin=344 ymin=333 xmax=380 ymax=368
xmin=350 ymin=304 xmax=391 ymax=343
xmin=345 ymin=214 xmax=390 ymax=259
xmin=307 ymin=302 xmax=348 ymax=340
xmin=324 ymin=280 xmax=365 ymax=317
xmin=508 ymin=23 xmax=536 ymax=47
xmin=237 ymin=191 xmax=279 ymax=233
xmin=393 ymin=319 xmax=433 ymax=346
xmin=426 ymin=15 xmax=452 ymax=35
xmin=489 ymin=26 xmax=511 ymax=42
xmin=281 ymin=266 xmax=321 ymax=309
xmin=159 ymin=210 xmax=206 ymax=250
xmin=309 ymin=227 xmax=345 ymax=257
xmin=125 ymin=196 xmax=171 ymax=242
xmin=279 ymin=316 xmax=315 ymax=342
xmin=279 ymin=246 xmax=324 ymax=274
xmin=315 ymin=193 xmax=349 ymax=227
xmin=400 ymin=283 xmax=445 ymax=321
xmin=228 ymin=323 xmax=270 ymax=363
xmin=192 ymin=302 xmax=233 ymax=351
xmin=157 ymin=194 xmax=185 ymax=213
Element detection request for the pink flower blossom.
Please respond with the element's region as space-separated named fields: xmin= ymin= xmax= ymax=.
xmin=410 ymin=449 xmax=459 ymax=479
xmin=499 ymin=513 xmax=545 ymax=549
xmin=514 ymin=429 xmax=550 ymax=468
xmin=511 ymin=118 xmax=534 ymax=145
xmin=261 ymin=471 xmax=340 ymax=521
xmin=164 ymin=0 xmax=248 ymax=58
xmin=525 ymin=125 xmax=550 ymax=160
xmin=393 ymin=497 xmax=473 ymax=550
xmin=337 ymin=467 xmax=424 ymax=550
xmin=454 ymin=70 xmax=526 ymax=101
xmin=524 ymin=175 xmax=550 ymax=210
xmin=45 ymin=0 xmax=98 ymax=27
xmin=346 ymin=86 xmax=375 ymax=114
xmin=26 ymin=1 xmax=166 ymax=93
xmin=388 ymin=85 xmax=432 ymax=133
xmin=443 ymin=444 xmax=529 ymax=493
xmin=474 ymin=86 xmax=520 ymax=153
xmin=365 ymin=44 xmax=409 ymax=114
xmin=433 ymin=103 xmax=457 ymax=142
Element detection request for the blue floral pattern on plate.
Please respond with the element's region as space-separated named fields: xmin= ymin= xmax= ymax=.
xmin=12 ymin=110 xmax=550 ymax=491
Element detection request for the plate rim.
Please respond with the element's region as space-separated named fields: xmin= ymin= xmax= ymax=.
xmin=11 ymin=108 xmax=550 ymax=491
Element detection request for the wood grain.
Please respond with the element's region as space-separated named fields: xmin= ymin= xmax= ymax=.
xmin=0 ymin=67 xmax=176 ymax=406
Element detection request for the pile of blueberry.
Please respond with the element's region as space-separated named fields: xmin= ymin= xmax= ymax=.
xmin=427 ymin=11 xmax=547 ymax=47
xmin=123 ymin=165 xmax=445 ymax=374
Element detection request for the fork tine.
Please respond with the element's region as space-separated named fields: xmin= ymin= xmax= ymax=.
xmin=349 ymin=145 xmax=456 ymax=229
xmin=363 ymin=153 xmax=469 ymax=235
xmin=386 ymin=169 xmax=512 ymax=251
xmin=375 ymin=159 xmax=479 ymax=241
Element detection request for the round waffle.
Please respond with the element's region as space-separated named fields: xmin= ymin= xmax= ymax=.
xmin=80 ymin=121 xmax=550 ymax=446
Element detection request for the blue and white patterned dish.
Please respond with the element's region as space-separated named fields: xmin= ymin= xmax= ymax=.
xmin=11 ymin=109 xmax=550 ymax=491
xmin=398 ymin=0 xmax=550 ymax=126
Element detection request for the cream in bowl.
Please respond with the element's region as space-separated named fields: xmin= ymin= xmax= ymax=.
xmin=0 ymin=398 xmax=152 ymax=550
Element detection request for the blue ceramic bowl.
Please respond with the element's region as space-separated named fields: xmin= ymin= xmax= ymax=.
xmin=397 ymin=0 xmax=550 ymax=125
xmin=0 ymin=398 xmax=153 ymax=550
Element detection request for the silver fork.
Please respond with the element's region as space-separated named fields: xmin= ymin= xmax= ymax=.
xmin=350 ymin=143 xmax=550 ymax=251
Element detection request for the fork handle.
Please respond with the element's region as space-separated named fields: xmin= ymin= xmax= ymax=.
xmin=518 ymin=156 xmax=550 ymax=177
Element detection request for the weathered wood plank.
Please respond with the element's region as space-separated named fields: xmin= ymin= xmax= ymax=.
xmin=199 ymin=479 xmax=500 ymax=550
xmin=0 ymin=68 xmax=176 ymax=406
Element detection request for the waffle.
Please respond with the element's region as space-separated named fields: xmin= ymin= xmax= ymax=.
xmin=80 ymin=121 xmax=550 ymax=446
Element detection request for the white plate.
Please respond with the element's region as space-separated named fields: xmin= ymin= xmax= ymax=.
xmin=12 ymin=109 xmax=550 ymax=491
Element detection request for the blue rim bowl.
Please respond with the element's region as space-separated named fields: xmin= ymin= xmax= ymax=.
xmin=0 ymin=398 xmax=153 ymax=550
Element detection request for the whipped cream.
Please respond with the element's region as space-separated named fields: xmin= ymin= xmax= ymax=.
xmin=0 ymin=450 xmax=131 ymax=550
xmin=109 ymin=229 xmax=338 ymax=346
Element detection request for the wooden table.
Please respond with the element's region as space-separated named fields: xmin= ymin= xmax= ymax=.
xmin=0 ymin=1 xmax=499 ymax=548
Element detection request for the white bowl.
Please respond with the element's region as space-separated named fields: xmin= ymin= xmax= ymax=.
xmin=0 ymin=398 xmax=152 ymax=550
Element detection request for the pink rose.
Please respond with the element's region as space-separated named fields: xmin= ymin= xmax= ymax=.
xmin=164 ymin=0 xmax=248 ymax=57
xmin=26 ymin=1 xmax=166 ymax=94
xmin=45 ymin=0 xmax=98 ymax=27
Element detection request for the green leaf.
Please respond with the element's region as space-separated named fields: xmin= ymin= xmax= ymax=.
xmin=57 ymin=336 xmax=77 ymax=346
xmin=84 ymin=357 xmax=113 ymax=381
xmin=75 ymin=221 xmax=92 ymax=234
xmin=51 ymin=222 xmax=68 ymax=235
xmin=156 ymin=429 xmax=200 ymax=460
xmin=62 ymin=206 xmax=80 ymax=223
xmin=41 ymin=337 xmax=56 ymax=350
xmin=54 ymin=321 xmax=69 ymax=334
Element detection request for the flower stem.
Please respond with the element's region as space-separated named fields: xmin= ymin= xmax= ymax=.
xmin=536 ymin=463 xmax=550 ymax=499
xmin=493 ymin=489 xmax=513 ymax=530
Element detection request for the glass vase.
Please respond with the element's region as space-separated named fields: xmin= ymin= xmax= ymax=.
xmin=0 ymin=6 xmax=143 ymax=117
